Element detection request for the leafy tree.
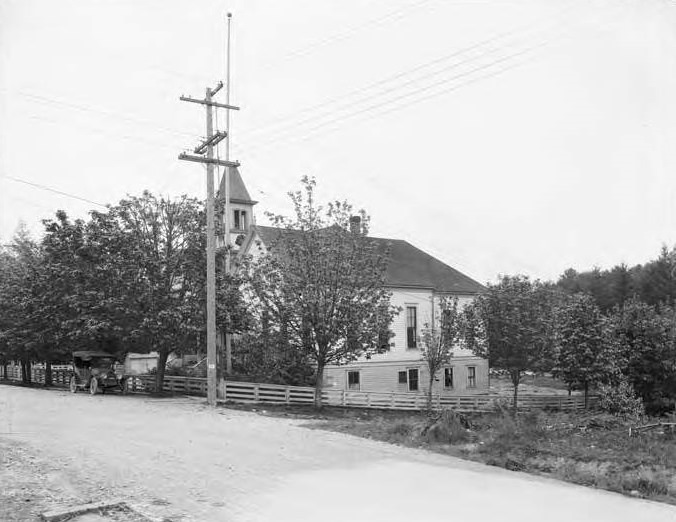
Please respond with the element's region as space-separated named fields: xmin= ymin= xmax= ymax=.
xmin=463 ymin=275 xmax=556 ymax=411
xmin=612 ymin=298 xmax=676 ymax=414
xmin=0 ymin=226 xmax=45 ymax=383
xmin=553 ymin=293 xmax=620 ymax=407
xmin=634 ymin=246 xmax=676 ymax=307
xmin=105 ymin=192 xmax=211 ymax=391
xmin=231 ymin=329 xmax=315 ymax=386
xmin=419 ymin=296 xmax=462 ymax=410
xmin=244 ymin=177 xmax=397 ymax=406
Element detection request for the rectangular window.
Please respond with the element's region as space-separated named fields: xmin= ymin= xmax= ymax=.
xmin=407 ymin=368 xmax=419 ymax=392
xmin=444 ymin=367 xmax=454 ymax=388
xmin=398 ymin=370 xmax=407 ymax=384
xmin=347 ymin=371 xmax=360 ymax=391
xmin=234 ymin=210 xmax=247 ymax=230
xmin=467 ymin=366 xmax=476 ymax=388
xmin=406 ymin=306 xmax=417 ymax=348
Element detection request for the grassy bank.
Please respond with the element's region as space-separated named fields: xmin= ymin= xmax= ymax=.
xmin=226 ymin=402 xmax=676 ymax=505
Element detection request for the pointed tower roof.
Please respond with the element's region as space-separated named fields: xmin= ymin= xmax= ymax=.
xmin=217 ymin=167 xmax=257 ymax=205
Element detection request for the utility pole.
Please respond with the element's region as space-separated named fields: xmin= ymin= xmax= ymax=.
xmin=179 ymin=82 xmax=239 ymax=407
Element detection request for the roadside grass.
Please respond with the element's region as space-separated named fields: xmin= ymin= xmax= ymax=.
xmin=224 ymin=402 xmax=676 ymax=505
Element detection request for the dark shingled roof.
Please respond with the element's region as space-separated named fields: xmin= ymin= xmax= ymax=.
xmin=217 ymin=167 xmax=257 ymax=205
xmin=253 ymin=225 xmax=485 ymax=294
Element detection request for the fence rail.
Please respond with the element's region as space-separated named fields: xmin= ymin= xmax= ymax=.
xmin=0 ymin=365 xmax=596 ymax=412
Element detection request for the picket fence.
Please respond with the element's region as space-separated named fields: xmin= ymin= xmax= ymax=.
xmin=0 ymin=365 xmax=595 ymax=412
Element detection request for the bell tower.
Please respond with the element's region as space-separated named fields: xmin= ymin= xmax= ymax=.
xmin=217 ymin=167 xmax=256 ymax=251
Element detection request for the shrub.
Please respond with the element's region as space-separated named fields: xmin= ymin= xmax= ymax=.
xmin=597 ymin=380 xmax=644 ymax=420
xmin=620 ymin=467 xmax=670 ymax=497
xmin=423 ymin=409 xmax=471 ymax=444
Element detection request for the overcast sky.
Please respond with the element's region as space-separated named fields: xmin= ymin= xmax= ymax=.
xmin=1 ymin=0 xmax=675 ymax=283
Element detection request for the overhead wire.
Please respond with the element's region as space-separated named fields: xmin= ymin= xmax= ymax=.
xmin=1 ymin=89 xmax=195 ymax=139
xmin=238 ymin=0 xmax=634 ymax=156
xmin=2 ymin=175 xmax=108 ymax=208
xmin=25 ymin=115 xmax=183 ymax=152
xmin=256 ymin=0 xmax=439 ymax=69
xmin=236 ymin=0 xmax=586 ymax=142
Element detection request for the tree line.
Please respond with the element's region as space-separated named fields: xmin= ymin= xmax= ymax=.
xmin=0 ymin=192 xmax=250 ymax=391
xmin=2 ymin=179 xmax=675 ymax=413
xmin=457 ymin=254 xmax=676 ymax=414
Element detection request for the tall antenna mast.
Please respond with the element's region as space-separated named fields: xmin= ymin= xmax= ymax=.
xmin=226 ymin=12 xmax=232 ymax=162
xmin=223 ymin=11 xmax=234 ymax=375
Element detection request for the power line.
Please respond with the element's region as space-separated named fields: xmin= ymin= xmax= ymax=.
xmin=1 ymin=89 xmax=195 ymax=139
xmin=25 ymin=115 xmax=183 ymax=152
xmin=237 ymin=0 xmax=586 ymax=141
xmin=239 ymin=0 xmax=632 ymax=155
xmin=257 ymin=0 xmax=439 ymax=69
xmin=2 ymin=175 xmax=107 ymax=208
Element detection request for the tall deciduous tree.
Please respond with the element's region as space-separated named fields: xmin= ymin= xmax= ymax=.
xmin=419 ymin=296 xmax=462 ymax=410
xmin=108 ymin=192 xmax=211 ymax=391
xmin=0 ymin=226 xmax=43 ymax=382
xmin=245 ymin=177 xmax=397 ymax=406
xmin=553 ymin=293 xmax=620 ymax=407
xmin=612 ymin=298 xmax=676 ymax=414
xmin=463 ymin=275 xmax=556 ymax=410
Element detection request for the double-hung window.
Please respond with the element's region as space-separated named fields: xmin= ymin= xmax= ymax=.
xmin=347 ymin=371 xmax=360 ymax=391
xmin=407 ymin=368 xmax=419 ymax=392
xmin=406 ymin=306 xmax=417 ymax=349
xmin=234 ymin=209 xmax=247 ymax=230
xmin=467 ymin=366 xmax=476 ymax=388
xmin=444 ymin=367 xmax=454 ymax=389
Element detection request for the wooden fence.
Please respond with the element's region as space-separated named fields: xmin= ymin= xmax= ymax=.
xmin=0 ymin=366 xmax=596 ymax=412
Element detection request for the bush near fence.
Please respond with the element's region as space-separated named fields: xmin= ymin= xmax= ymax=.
xmin=0 ymin=366 xmax=596 ymax=412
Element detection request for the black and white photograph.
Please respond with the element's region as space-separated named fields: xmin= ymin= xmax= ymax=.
xmin=1 ymin=0 xmax=676 ymax=520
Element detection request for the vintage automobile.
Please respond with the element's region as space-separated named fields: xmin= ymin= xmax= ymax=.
xmin=68 ymin=351 xmax=126 ymax=395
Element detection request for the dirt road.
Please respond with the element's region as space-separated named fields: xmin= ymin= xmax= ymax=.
xmin=2 ymin=386 xmax=675 ymax=521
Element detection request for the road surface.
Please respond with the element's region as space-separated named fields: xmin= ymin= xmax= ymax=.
xmin=1 ymin=386 xmax=675 ymax=521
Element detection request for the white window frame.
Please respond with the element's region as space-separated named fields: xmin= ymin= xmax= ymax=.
xmin=467 ymin=366 xmax=477 ymax=389
xmin=406 ymin=368 xmax=420 ymax=392
xmin=444 ymin=367 xmax=454 ymax=389
xmin=346 ymin=370 xmax=361 ymax=391
xmin=405 ymin=305 xmax=418 ymax=349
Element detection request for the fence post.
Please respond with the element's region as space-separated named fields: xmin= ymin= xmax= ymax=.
xmin=367 ymin=392 xmax=371 ymax=408
xmin=285 ymin=386 xmax=290 ymax=405
xmin=341 ymin=390 xmax=346 ymax=407
xmin=437 ymin=394 xmax=441 ymax=411
xmin=391 ymin=392 xmax=395 ymax=409
xmin=254 ymin=384 xmax=260 ymax=402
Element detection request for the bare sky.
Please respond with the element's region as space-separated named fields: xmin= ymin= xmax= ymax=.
xmin=1 ymin=0 xmax=675 ymax=283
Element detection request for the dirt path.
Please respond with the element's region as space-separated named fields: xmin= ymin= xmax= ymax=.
xmin=2 ymin=386 xmax=675 ymax=522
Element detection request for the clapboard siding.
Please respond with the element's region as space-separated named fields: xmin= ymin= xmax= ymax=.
xmin=365 ymin=288 xmax=478 ymax=364
xmin=324 ymin=356 xmax=489 ymax=395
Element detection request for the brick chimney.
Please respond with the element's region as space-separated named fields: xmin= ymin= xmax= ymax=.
xmin=349 ymin=215 xmax=361 ymax=234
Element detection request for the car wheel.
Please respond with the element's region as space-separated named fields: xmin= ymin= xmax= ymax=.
xmin=69 ymin=376 xmax=78 ymax=393
xmin=90 ymin=378 xmax=98 ymax=395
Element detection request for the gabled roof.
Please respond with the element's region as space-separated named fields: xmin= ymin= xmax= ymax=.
xmin=217 ymin=167 xmax=257 ymax=205
xmin=247 ymin=225 xmax=485 ymax=294
xmin=372 ymin=237 xmax=485 ymax=294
